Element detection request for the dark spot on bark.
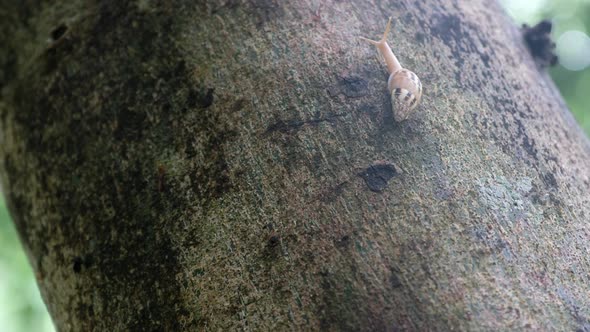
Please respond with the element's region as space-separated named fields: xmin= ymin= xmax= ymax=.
xmin=430 ymin=13 xmax=471 ymax=81
xmin=268 ymin=234 xmax=280 ymax=247
xmin=481 ymin=53 xmax=491 ymax=68
xmin=429 ymin=13 xmax=498 ymax=91
xmin=403 ymin=13 xmax=414 ymax=24
xmin=414 ymin=32 xmax=426 ymax=44
xmin=329 ymin=75 xmax=369 ymax=98
xmin=542 ymin=172 xmax=558 ymax=189
xmin=262 ymin=231 xmax=283 ymax=260
xmin=521 ymin=131 xmax=538 ymax=161
xmin=522 ymin=20 xmax=558 ymax=68
xmin=187 ymin=87 xmax=214 ymax=109
xmin=335 ymin=235 xmax=351 ymax=249
xmin=430 ymin=14 xmax=464 ymax=49
xmin=358 ymin=164 xmax=398 ymax=192
xmin=487 ymin=114 xmax=540 ymax=164
xmin=50 ymin=23 xmax=68 ymax=41
xmin=157 ymin=165 xmax=166 ymax=192
xmin=389 ymin=270 xmax=403 ymax=288
xmin=73 ymin=257 xmax=83 ymax=273
xmin=43 ymin=34 xmax=73 ymax=74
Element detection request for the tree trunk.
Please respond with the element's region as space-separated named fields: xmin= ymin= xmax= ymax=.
xmin=1 ymin=0 xmax=590 ymax=330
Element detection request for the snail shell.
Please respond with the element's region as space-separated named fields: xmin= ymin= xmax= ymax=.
xmin=361 ymin=18 xmax=423 ymax=122
xmin=388 ymin=69 xmax=422 ymax=122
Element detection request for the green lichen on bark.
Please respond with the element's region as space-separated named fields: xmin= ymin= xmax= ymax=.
xmin=1 ymin=0 xmax=590 ymax=331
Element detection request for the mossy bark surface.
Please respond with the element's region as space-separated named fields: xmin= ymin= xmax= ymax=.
xmin=1 ymin=0 xmax=590 ymax=330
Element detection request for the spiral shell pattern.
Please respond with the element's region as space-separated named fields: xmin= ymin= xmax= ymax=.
xmin=388 ymin=69 xmax=422 ymax=122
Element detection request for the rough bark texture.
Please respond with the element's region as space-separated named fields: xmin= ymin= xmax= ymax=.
xmin=1 ymin=0 xmax=590 ymax=331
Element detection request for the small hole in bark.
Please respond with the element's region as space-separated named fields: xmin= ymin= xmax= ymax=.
xmin=390 ymin=267 xmax=403 ymax=288
xmin=51 ymin=24 xmax=68 ymax=41
xmin=268 ymin=234 xmax=280 ymax=247
xmin=72 ymin=257 xmax=83 ymax=273
xmin=335 ymin=235 xmax=351 ymax=249
xmin=390 ymin=273 xmax=403 ymax=288
xmin=188 ymin=87 xmax=215 ymax=108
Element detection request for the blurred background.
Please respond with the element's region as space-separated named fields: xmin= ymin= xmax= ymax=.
xmin=502 ymin=0 xmax=590 ymax=133
xmin=0 ymin=0 xmax=589 ymax=330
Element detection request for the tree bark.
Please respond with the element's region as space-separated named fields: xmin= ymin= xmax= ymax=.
xmin=1 ymin=0 xmax=590 ymax=330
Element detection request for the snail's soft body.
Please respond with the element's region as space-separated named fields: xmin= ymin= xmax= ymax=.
xmin=361 ymin=18 xmax=422 ymax=122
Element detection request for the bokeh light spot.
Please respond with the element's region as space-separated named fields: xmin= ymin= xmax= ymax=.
xmin=556 ymin=30 xmax=590 ymax=71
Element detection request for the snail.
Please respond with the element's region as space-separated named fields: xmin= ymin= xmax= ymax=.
xmin=361 ymin=17 xmax=422 ymax=122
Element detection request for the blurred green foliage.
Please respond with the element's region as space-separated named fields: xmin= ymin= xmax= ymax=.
xmin=0 ymin=1 xmax=588 ymax=331
xmin=0 ymin=196 xmax=54 ymax=331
